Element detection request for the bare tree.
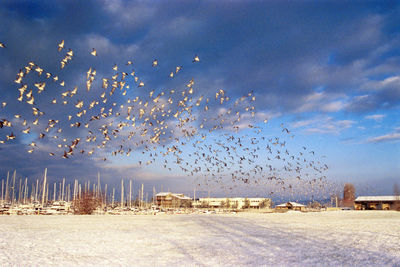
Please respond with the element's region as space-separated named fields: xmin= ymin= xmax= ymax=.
xmin=242 ymin=198 xmax=250 ymax=209
xmin=259 ymin=199 xmax=269 ymax=209
xmin=308 ymin=201 xmax=321 ymax=209
xmin=231 ymin=201 xmax=238 ymax=209
xmin=226 ymin=198 xmax=231 ymax=209
xmin=394 ymin=183 xmax=400 ymax=211
xmin=200 ymin=201 xmax=209 ymax=208
xmin=342 ymin=183 xmax=355 ymax=207
xmin=72 ymin=192 xmax=101 ymax=215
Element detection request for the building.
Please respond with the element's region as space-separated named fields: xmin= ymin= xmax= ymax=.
xmin=156 ymin=192 xmax=192 ymax=208
xmin=197 ymin=197 xmax=271 ymax=209
xmin=275 ymin=202 xmax=306 ymax=211
xmin=354 ymin=196 xmax=399 ymax=210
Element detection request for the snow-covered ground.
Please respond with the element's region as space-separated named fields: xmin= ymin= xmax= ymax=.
xmin=0 ymin=211 xmax=399 ymax=266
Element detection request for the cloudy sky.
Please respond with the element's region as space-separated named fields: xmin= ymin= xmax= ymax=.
xmin=0 ymin=1 xmax=399 ymax=199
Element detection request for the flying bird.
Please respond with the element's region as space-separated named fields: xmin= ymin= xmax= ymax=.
xmin=193 ymin=55 xmax=200 ymax=62
xmin=58 ymin=40 xmax=64 ymax=51
xmin=91 ymin=48 xmax=97 ymax=56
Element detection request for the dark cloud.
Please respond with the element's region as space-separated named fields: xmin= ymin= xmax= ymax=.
xmin=0 ymin=1 xmax=399 ymax=192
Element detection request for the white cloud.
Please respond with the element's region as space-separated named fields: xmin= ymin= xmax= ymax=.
xmin=291 ymin=118 xmax=317 ymax=129
xmin=366 ymin=132 xmax=400 ymax=143
xmin=364 ymin=114 xmax=386 ymax=122
xmin=295 ymin=91 xmax=348 ymax=113
xmin=77 ymin=34 xmax=140 ymax=57
xmin=362 ymin=75 xmax=400 ymax=91
xmin=321 ymin=100 xmax=347 ymax=112
xmin=102 ymin=0 xmax=155 ymax=27
xmin=292 ymin=115 xmax=356 ymax=135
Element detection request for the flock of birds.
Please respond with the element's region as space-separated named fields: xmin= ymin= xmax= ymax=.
xmin=0 ymin=40 xmax=334 ymax=199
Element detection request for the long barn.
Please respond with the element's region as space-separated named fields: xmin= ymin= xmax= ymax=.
xmin=354 ymin=196 xmax=399 ymax=210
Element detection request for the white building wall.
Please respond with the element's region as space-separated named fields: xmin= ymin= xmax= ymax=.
xmin=198 ymin=198 xmax=271 ymax=209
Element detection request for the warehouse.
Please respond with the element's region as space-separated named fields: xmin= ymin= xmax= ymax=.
xmin=275 ymin=202 xmax=306 ymax=211
xmin=354 ymin=196 xmax=399 ymax=210
xmin=156 ymin=192 xmax=192 ymax=208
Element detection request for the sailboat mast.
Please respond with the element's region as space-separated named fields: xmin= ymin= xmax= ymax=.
xmin=5 ymin=172 xmax=9 ymax=203
xmin=121 ymin=179 xmax=124 ymax=209
xmin=24 ymin=178 xmax=28 ymax=204
xmin=1 ymin=179 xmax=3 ymax=203
xmin=62 ymin=178 xmax=65 ymax=201
xmin=35 ymin=179 xmax=39 ymax=202
xmin=97 ymin=172 xmax=101 ymax=199
xmin=41 ymin=168 xmax=47 ymax=206
xmin=153 ymin=186 xmax=156 ymax=206
xmin=11 ymin=170 xmax=16 ymax=207
xmin=104 ymin=184 xmax=108 ymax=206
xmin=129 ymin=180 xmax=132 ymax=208
xmin=19 ymin=179 xmax=23 ymax=205
xmin=53 ymin=183 xmax=56 ymax=201
xmin=112 ymin=187 xmax=115 ymax=207
xmin=141 ymin=183 xmax=144 ymax=209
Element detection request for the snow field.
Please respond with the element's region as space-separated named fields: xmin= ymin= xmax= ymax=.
xmin=0 ymin=211 xmax=399 ymax=266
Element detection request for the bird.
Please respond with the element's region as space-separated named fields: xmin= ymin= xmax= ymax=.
xmin=22 ymin=127 xmax=30 ymax=134
xmin=6 ymin=132 xmax=16 ymax=140
xmin=0 ymin=38 xmax=331 ymax=198
xmin=91 ymin=48 xmax=97 ymax=56
xmin=193 ymin=55 xmax=200 ymax=62
xmin=58 ymin=40 xmax=64 ymax=51
xmin=0 ymin=42 xmax=6 ymax=48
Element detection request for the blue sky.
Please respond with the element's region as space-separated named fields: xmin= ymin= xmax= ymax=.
xmin=0 ymin=1 xmax=399 ymax=199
